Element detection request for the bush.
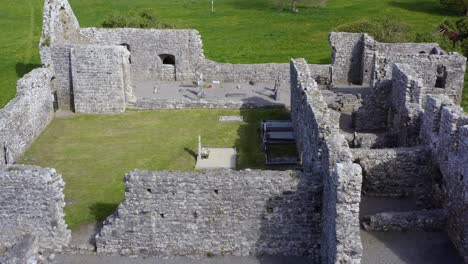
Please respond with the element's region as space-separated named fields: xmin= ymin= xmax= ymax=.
xmin=336 ymin=15 xmax=410 ymax=43
xmin=101 ymin=9 xmax=175 ymax=29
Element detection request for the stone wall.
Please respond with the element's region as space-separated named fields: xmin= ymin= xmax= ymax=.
xmin=329 ymin=32 xmax=364 ymax=85
xmin=96 ymin=169 xmax=322 ymax=259
xmin=71 ymin=45 xmax=130 ymax=113
xmin=372 ymin=52 xmax=466 ymax=104
xmin=0 ymin=165 xmax=70 ymax=252
xmin=389 ymin=63 xmax=424 ymax=146
xmin=290 ymin=59 xmax=363 ymax=264
xmin=79 ymin=28 xmax=206 ymax=81
xmin=361 ymin=209 xmax=447 ymax=232
xmin=0 ymin=235 xmax=40 ymax=264
xmin=420 ymin=95 xmax=468 ymax=262
xmin=50 ymin=45 xmax=74 ymax=111
xmin=0 ymin=68 xmax=54 ymax=166
xmin=352 ymin=147 xmax=431 ymax=198
xmin=202 ymin=61 xmax=330 ymax=84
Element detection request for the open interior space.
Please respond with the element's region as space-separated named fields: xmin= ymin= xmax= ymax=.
xmin=19 ymin=108 xmax=290 ymax=229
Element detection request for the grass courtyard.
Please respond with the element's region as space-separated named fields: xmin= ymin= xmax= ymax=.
xmin=20 ymin=108 xmax=289 ymax=229
xmin=1 ymin=0 xmax=467 ymax=109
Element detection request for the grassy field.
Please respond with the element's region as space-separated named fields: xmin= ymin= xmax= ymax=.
xmin=1 ymin=0 xmax=466 ymax=108
xmin=20 ymin=109 xmax=289 ymax=229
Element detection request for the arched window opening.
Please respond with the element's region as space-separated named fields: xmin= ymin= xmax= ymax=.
xmin=159 ymin=54 xmax=175 ymax=65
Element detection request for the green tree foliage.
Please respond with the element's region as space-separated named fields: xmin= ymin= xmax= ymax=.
xmin=440 ymin=0 xmax=468 ymax=16
xmin=101 ymin=9 xmax=175 ymax=29
xmin=272 ymin=0 xmax=328 ymax=12
xmin=335 ymin=15 xmax=410 ymax=43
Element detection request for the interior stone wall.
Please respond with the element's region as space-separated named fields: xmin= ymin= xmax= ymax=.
xmin=352 ymin=147 xmax=431 ymax=198
xmin=0 ymin=165 xmax=70 ymax=252
xmin=96 ymin=169 xmax=322 ymax=259
xmin=389 ymin=63 xmax=424 ymax=147
xmin=329 ymin=32 xmax=364 ymax=85
xmin=420 ymin=95 xmax=468 ymax=262
xmin=0 ymin=68 xmax=54 ymax=166
xmin=71 ymin=45 xmax=130 ymax=113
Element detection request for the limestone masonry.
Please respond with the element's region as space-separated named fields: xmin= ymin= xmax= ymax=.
xmin=0 ymin=0 xmax=467 ymax=263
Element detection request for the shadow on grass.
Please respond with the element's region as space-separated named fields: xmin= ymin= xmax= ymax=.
xmin=184 ymin=147 xmax=198 ymax=162
xmin=89 ymin=203 xmax=120 ymax=222
xmin=15 ymin=63 xmax=42 ymax=78
xmin=388 ymin=1 xmax=457 ymax=16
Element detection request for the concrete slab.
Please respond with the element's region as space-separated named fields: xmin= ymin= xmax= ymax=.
xmin=133 ymin=81 xmax=290 ymax=107
xmin=195 ymin=148 xmax=237 ymax=170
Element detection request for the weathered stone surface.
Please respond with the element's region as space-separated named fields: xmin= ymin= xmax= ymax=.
xmin=290 ymin=59 xmax=363 ymax=264
xmin=420 ymin=96 xmax=468 ymax=262
xmin=362 ymin=209 xmax=447 ymax=232
xmin=96 ymin=169 xmax=321 ymax=258
xmin=40 ymin=0 xmax=81 ymax=65
xmin=0 ymin=68 xmax=54 ymax=166
xmin=0 ymin=165 xmax=70 ymax=252
xmin=71 ymin=45 xmax=130 ymax=113
xmin=390 ymin=63 xmax=424 ymax=146
xmin=352 ymin=147 xmax=431 ymax=197
xmin=0 ymin=235 xmax=41 ymax=264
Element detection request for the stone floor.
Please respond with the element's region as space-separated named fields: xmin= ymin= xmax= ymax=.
xmin=133 ymin=81 xmax=291 ymax=107
xmin=360 ymin=196 xmax=463 ymax=264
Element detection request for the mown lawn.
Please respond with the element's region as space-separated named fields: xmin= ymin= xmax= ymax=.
xmin=19 ymin=109 xmax=289 ymax=229
xmin=1 ymin=0 xmax=466 ymax=109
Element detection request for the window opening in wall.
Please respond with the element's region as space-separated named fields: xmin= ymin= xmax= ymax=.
xmin=160 ymin=213 xmax=165 ymax=218
xmin=147 ymin=188 xmax=152 ymax=193
xmin=435 ymin=65 xmax=447 ymax=89
xmin=159 ymin=54 xmax=175 ymax=65
xmin=120 ymin=44 xmax=131 ymax=64
xmin=214 ymin=189 xmax=219 ymax=195
xmin=419 ymin=51 xmax=426 ymax=54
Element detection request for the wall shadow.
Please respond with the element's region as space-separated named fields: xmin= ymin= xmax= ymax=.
xmin=15 ymin=63 xmax=42 ymax=78
xmin=388 ymin=1 xmax=457 ymax=16
xmin=235 ymin=98 xmax=290 ymax=170
xmin=89 ymin=203 xmax=120 ymax=222
xmin=253 ymin=171 xmax=320 ymax=262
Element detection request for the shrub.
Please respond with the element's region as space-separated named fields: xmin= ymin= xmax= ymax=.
xmin=101 ymin=9 xmax=175 ymax=29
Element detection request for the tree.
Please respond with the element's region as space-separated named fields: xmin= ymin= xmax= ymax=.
xmin=440 ymin=0 xmax=468 ymax=16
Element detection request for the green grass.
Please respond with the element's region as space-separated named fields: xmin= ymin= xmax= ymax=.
xmin=19 ymin=109 xmax=289 ymax=229
xmin=1 ymin=0 xmax=466 ymax=109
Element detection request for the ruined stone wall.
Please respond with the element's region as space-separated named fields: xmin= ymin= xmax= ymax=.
xmin=96 ymin=169 xmax=322 ymax=259
xmin=420 ymin=95 xmax=468 ymax=262
xmin=372 ymin=53 xmax=466 ymax=104
xmin=352 ymin=147 xmax=431 ymax=198
xmin=329 ymin=32 xmax=364 ymax=85
xmin=50 ymin=45 xmax=74 ymax=111
xmin=290 ymin=59 xmax=363 ymax=264
xmin=71 ymin=45 xmax=130 ymax=113
xmin=40 ymin=0 xmax=81 ymax=65
xmin=0 ymin=235 xmax=40 ymax=264
xmin=79 ymin=28 xmax=206 ymax=81
xmin=0 ymin=165 xmax=70 ymax=252
xmin=390 ymin=63 xmax=424 ymax=146
xmin=202 ymin=61 xmax=330 ymax=84
xmin=361 ymin=34 xmax=439 ymax=85
xmin=0 ymin=68 xmax=54 ymax=166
